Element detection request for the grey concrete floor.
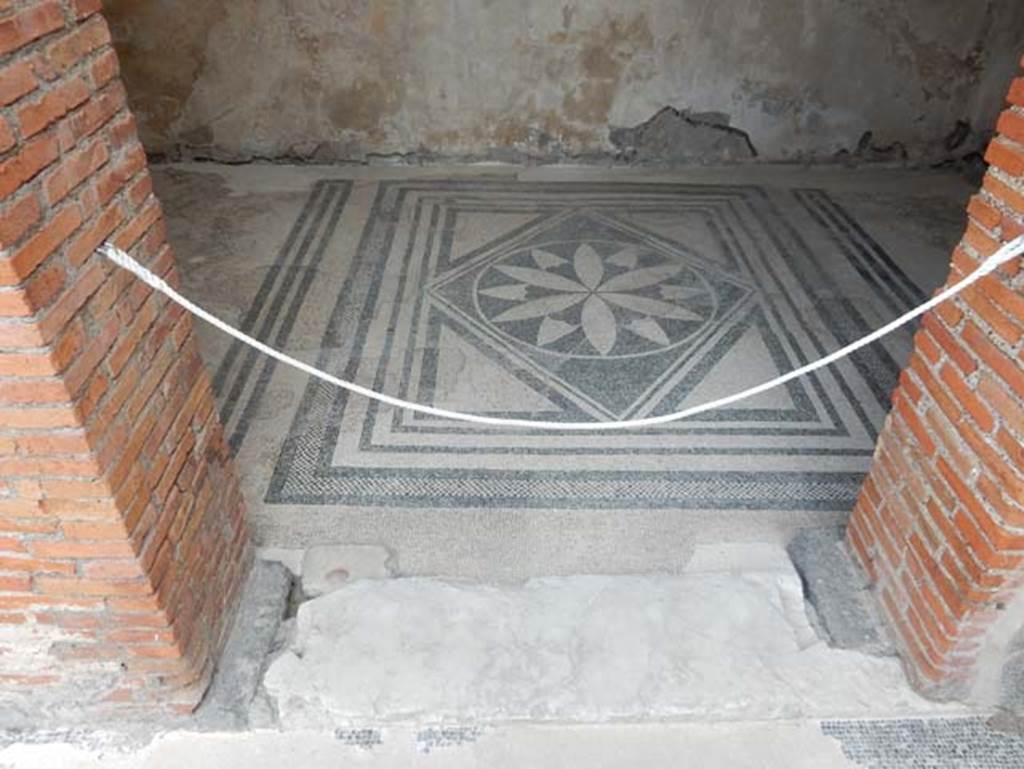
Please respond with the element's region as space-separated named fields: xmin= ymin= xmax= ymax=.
xmin=153 ymin=162 xmax=973 ymax=581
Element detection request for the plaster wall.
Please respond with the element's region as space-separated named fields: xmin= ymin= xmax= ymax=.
xmin=104 ymin=0 xmax=1024 ymax=164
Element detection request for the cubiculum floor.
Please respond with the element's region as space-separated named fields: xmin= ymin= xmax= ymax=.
xmin=155 ymin=162 xmax=969 ymax=580
xmin=24 ymin=162 xmax=1021 ymax=769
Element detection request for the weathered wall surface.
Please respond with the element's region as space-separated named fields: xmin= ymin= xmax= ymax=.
xmin=103 ymin=0 xmax=1024 ymax=164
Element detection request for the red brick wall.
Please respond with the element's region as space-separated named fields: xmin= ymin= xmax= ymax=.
xmin=0 ymin=0 xmax=249 ymax=718
xmin=848 ymin=59 xmax=1024 ymax=697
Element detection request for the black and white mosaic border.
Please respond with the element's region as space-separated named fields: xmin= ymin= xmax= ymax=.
xmin=252 ymin=181 xmax=923 ymax=510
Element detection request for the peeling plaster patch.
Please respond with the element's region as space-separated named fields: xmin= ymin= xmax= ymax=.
xmin=558 ymin=12 xmax=654 ymax=128
xmin=103 ymin=0 xmax=228 ymax=154
xmin=861 ymin=2 xmax=989 ymax=103
xmin=734 ymin=77 xmax=825 ymax=132
xmin=609 ymin=107 xmax=757 ymax=164
xmin=562 ymin=80 xmax=618 ymax=124
xmin=834 ymin=131 xmax=909 ymax=166
xmin=327 ymin=79 xmax=402 ymax=136
xmin=0 ymin=622 xmax=123 ymax=730
xmin=416 ymin=726 xmax=483 ymax=754
xmin=421 ymin=107 xmax=603 ymax=163
xmin=944 ymin=120 xmax=972 ymax=153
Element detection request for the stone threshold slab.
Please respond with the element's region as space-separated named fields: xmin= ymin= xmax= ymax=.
xmin=262 ymin=546 xmax=962 ymax=729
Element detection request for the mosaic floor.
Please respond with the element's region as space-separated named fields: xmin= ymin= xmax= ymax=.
xmin=222 ymin=180 xmax=922 ymax=510
xmin=821 ymin=717 xmax=1024 ymax=768
xmin=157 ymin=164 xmax=967 ymax=567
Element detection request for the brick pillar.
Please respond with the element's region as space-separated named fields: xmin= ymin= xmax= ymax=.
xmin=0 ymin=1 xmax=249 ymax=719
xmin=847 ymin=61 xmax=1024 ymax=699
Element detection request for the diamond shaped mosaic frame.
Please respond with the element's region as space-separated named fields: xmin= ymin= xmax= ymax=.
xmin=264 ymin=181 xmax=920 ymax=511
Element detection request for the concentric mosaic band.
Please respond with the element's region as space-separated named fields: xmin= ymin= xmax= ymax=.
xmin=225 ymin=180 xmax=923 ymax=511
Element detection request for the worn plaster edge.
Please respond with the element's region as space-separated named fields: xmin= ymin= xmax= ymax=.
xmin=145 ymin=115 xmax=990 ymax=171
xmin=149 ymin=146 xmax=980 ymax=169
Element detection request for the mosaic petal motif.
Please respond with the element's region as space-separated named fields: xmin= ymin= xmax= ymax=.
xmin=660 ymin=284 xmax=707 ymax=302
xmin=581 ymin=296 xmax=617 ymax=356
xmin=492 ymin=293 xmax=585 ymax=322
xmin=607 ymin=245 xmax=639 ymax=269
xmin=573 ymin=243 xmax=605 ymax=290
xmin=601 ymin=292 xmax=704 ymax=321
xmin=625 ymin=316 xmax=671 ymax=347
xmin=537 ymin=317 xmax=578 ymax=346
xmin=532 ymin=248 xmax=567 ymax=270
xmin=495 ymin=265 xmax=585 ymax=293
xmin=478 ymin=240 xmax=713 ymax=357
xmin=479 ymin=284 xmax=529 ymax=301
xmin=600 ymin=263 xmax=683 ymax=292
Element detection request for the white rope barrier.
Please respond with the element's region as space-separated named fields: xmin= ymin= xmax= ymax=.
xmin=100 ymin=236 xmax=1024 ymax=431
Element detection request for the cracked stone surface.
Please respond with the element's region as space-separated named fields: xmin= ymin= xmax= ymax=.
xmin=262 ymin=546 xmax=960 ymax=729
